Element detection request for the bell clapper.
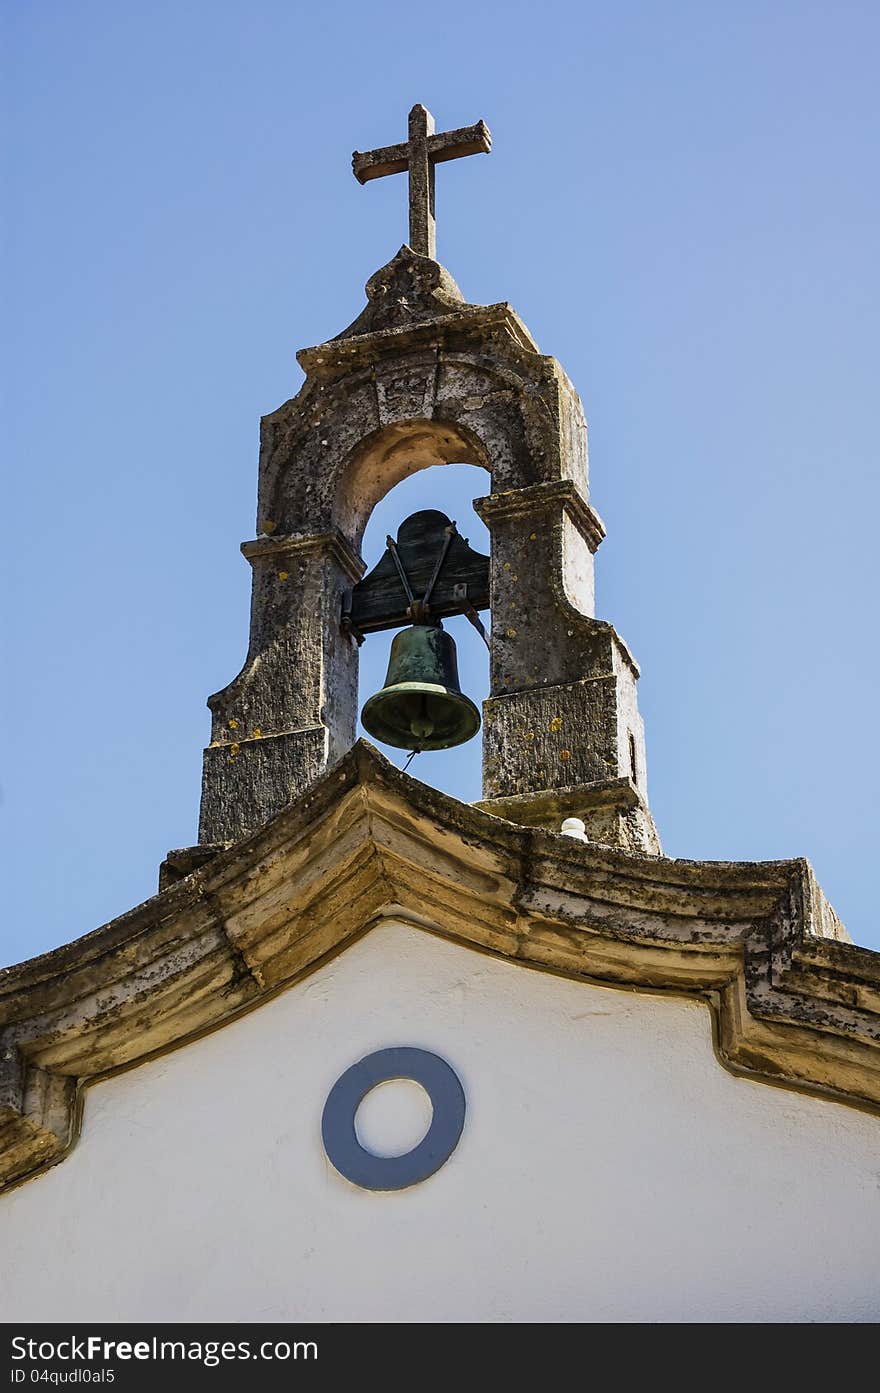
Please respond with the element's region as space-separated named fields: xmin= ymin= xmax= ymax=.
xmin=409 ymin=692 xmax=435 ymax=741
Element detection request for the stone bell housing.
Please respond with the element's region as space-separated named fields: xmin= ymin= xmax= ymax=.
xmin=198 ymin=245 xmax=660 ymax=856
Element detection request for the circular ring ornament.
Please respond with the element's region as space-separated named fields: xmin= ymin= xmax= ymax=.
xmin=321 ymin=1047 xmax=466 ymax=1191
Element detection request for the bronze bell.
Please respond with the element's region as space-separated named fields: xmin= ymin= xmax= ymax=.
xmin=361 ymin=623 xmax=481 ymax=751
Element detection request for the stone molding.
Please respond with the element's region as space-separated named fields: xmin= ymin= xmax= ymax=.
xmin=2 ymin=742 xmax=878 ymax=1193
xmin=475 ymin=479 xmax=607 ymax=554
xmin=240 ymin=528 xmax=365 ymax=582
xmin=297 ymin=302 xmax=540 ymax=380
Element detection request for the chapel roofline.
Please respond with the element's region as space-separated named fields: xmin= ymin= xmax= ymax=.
xmin=1 ymin=740 xmax=878 ymax=1194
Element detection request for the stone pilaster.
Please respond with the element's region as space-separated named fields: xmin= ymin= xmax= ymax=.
xmin=198 ymin=530 xmax=363 ymax=844
xmin=475 ymin=483 xmax=659 ymax=854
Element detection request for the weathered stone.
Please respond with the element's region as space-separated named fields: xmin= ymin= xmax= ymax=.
xmin=198 ymin=238 xmax=655 ymax=849
xmin=3 ymin=742 xmax=876 ymax=1194
xmin=158 ymin=844 xmax=224 ymax=892
xmin=352 ymin=103 xmax=491 ymax=260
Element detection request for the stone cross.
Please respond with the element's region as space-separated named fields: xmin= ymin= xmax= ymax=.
xmin=352 ymin=104 xmax=491 ymax=260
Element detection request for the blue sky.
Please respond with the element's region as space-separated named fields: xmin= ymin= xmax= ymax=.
xmin=3 ymin=0 xmax=879 ymax=962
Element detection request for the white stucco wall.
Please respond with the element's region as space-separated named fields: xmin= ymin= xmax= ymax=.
xmin=2 ymin=922 xmax=879 ymax=1323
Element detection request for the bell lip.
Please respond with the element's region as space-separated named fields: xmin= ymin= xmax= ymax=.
xmin=361 ymin=682 xmax=481 ymax=752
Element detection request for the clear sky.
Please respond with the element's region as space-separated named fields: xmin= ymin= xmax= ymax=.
xmin=3 ymin=0 xmax=879 ymax=964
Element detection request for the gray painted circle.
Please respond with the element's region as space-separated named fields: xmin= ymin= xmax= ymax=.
xmin=321 ymin=1047 xmax=466 ymax=1191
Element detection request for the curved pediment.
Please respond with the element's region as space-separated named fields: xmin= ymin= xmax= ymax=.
xmin=330 ymin=245 xmax=469 ymax=339
xmin=1 ymin=740 xmax=878 ymax=1192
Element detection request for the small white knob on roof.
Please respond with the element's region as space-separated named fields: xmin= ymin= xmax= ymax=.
xmin=560 ymin=817 xmax=588 ymax=842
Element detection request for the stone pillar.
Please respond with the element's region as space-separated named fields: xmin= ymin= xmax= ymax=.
xmin=475 ymin=483 xmax=659 ymax=854
xmin=198 ymin=530 xmax=363 ymax=844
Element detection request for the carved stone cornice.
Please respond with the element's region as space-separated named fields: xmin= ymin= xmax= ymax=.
xmin=297 ymin=302 xmax=540 ymax=382
xmin=241 ymin=528 xmax=365 ymax=583
xmin=476 ymin=775 xmax=643 ymax=822
xmin=475 ymin=480 xmax=607 ymax=553
xmin=3 ymin=741 xmax=876 ymax=1194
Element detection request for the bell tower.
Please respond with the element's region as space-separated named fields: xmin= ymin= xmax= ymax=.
xmin=197 ymin=105 xmax=660 ymax=856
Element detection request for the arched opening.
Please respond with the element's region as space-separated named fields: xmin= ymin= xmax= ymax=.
xmin=356 ymin=462 xmax=491 ymax=803
xmin=334 ymin=418 xmax=489 ymax=552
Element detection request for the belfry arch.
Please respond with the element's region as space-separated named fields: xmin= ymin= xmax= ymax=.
xmin=199 ymin=245 xmax=659 ymax=856
xmin=333 ymin=419 xmax=490 ymax=551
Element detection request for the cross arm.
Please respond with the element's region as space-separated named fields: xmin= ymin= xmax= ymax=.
xmin=352 ymin=142 xmax=410 ymax=184
xmin=428 ymin=120 xmax=492 ymax=165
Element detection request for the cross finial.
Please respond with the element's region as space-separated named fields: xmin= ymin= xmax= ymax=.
xmin=352 ymin=104 xmax=491 ymax=260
